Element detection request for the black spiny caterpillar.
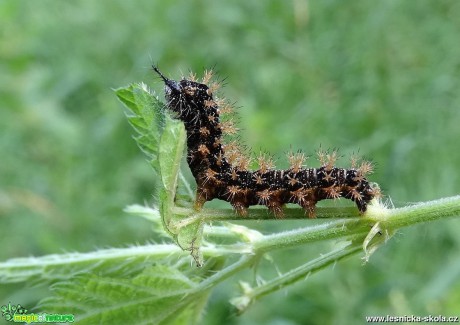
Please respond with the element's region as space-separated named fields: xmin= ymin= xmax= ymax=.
xmin=153 ymin=66 xmax=380 ymax=218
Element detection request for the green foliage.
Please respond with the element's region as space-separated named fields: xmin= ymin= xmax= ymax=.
xmin=116 ymin=83 xmax=166 ymax=172
xmin=38 ymin=265 xmax=212 ymax=325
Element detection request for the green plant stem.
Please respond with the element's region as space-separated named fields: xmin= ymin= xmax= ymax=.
xmin=382 ymin=195 xmax=460 ymax=228
xmin=198 ymin=255 xmax=254 ymax=291
xmin=253 ymin=218 xmax=370 ymax=253
xmin=172 ymin=206 xmax=360 ymax=225
xmin=235 ymin=243 xmax=362 ymax=311
xmin=0 ymin=244 xmax=247 ymax=283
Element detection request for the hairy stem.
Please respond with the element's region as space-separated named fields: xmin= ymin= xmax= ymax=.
xmin=379 ymin=195 xmax=460 ymax=228
xmin=253 ymin=218 xmax=369 ymax=253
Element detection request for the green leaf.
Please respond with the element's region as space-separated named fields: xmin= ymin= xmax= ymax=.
xmin=157 ymin=116 xmax=205 ymax=266
xmin=38 ymin=265 xmax=211 ymax=325
xmin=176 ymin=220 xmax=205 ymax=267
xmin=158 ymin=116 xmax=186 ymax=197
xmin=115 ymin=83 xmax=165 ymax=173
xmin=0 ymin=245 xmax=186 ymax=284
xmin=115 ymin=84 xmax=204 ymax=264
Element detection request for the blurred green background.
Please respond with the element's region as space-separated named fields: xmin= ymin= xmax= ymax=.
xmin=1 ymin=0 xmax=460 ymax=323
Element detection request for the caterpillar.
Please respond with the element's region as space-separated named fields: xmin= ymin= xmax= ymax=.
xmin=153 ymin=66 xmax=380 ymax=218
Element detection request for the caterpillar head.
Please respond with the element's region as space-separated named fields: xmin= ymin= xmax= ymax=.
xmin=153 ymin=66 xmax=212 ymax=118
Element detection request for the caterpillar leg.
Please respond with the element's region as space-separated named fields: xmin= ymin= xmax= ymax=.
xmin=355 ymin=200 xmax=368 ymax=214
xmin=268 ymin=202 xmax=285 ymax=218
xmin=194 ymin=186 xmax=211 ymax=211
xmin=301 ymin=200 xmax=317 ymax=219
xmin=232 ymin=202 xmax=249 ymax=217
